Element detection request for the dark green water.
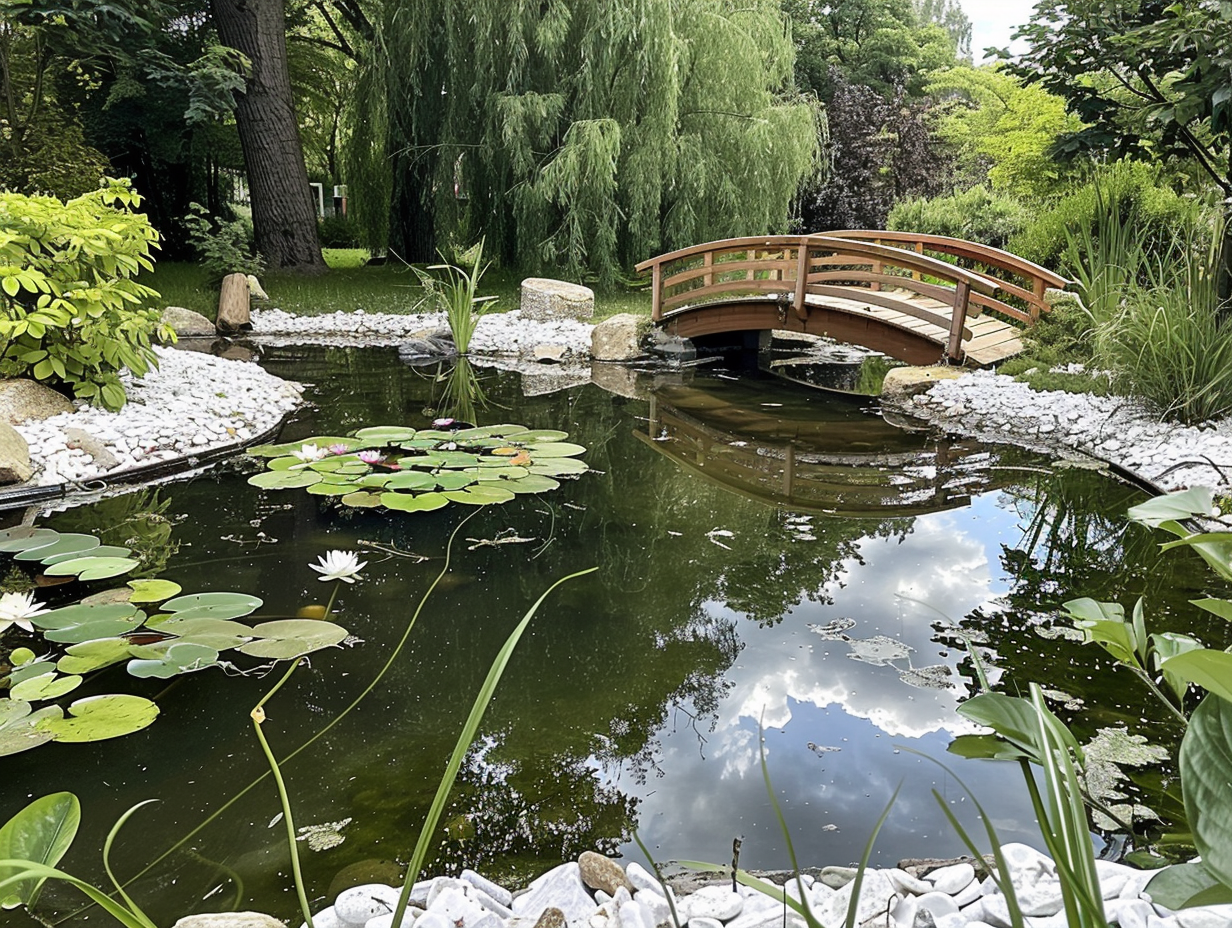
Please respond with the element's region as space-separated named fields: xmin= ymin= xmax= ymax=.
xmin=4 ymin=346 xmax=1228 ymax=926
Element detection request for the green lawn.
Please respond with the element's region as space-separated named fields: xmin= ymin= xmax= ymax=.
xmin=143 ymin=250 xmax=651 ymax=321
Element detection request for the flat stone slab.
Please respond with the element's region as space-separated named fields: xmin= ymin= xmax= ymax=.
xmin=520 ymin=278 xmax=595 ymax=322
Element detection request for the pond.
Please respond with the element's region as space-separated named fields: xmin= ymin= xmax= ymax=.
xmin=4 ymin=345 xmax=1228 ymax=927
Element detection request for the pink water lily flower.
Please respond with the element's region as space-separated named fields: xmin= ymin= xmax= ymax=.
xmin=328 ymin=444 xmax=352 ymax=456
xmin=433 ymin=417 xmax=455 ymax=428
xmin=357 ymin=450 xmax=385 ymax=465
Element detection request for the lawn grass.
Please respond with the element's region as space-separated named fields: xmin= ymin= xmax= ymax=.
xmin=142 ymin=250 xmax=651 ymax=321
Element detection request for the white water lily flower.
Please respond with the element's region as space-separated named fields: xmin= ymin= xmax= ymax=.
xmin=310 ymin=550 xmax=367 ymax=583
xmin=0 ymin=590 xmax=49 ymax=633
xmin=292 ymin=443 xmax=328 ymax=463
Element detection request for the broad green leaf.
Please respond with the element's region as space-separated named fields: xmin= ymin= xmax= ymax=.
xmin=1180 ymin=695 xmax=1232 ymax=891
xmin=442 ymin=485 xmax=516 ymax=505
xmin=956 ymin=692 xmax=1081 ymax=760
xmin=150 ymin=618 xmax=253 ymax=650
xmin=1146 ymin=862 xmax=1232 ymax=909
xmin=432 ymin=472 xmax=476 ymax=491
xmin=0 ymin=701 xmax=61 ymax=757
xmin=163 ymin=592 xmax=262 ymax=613
xmin=453 ymin=424 xmax=529 ymax=439
xmin=36 ymin=603 xmax=141 ymax=630
xmin=127 ymin=642 xmax=220 ymax=679
xmin=0 ymin=791 xmax=79 ymax=909
xmin=473 ymin=466 xmax=528 ymax=481
xmin=1193 ymin=598 xmax=1232 ymax=622
xmin=528 ymin=457 xmax=589 ymax=476
xmin=341 ymin=491 xmax=384 ymax=508
xmin=1158 ymin=532 xmax=1232 ymax=582
xmin=0 ymin=528 xmax=58 ymax=553
xmin=248 ymin=470 xmax=321 ymax=489
xmin=1062 ymin=597 xmax=1125 ymax=622
xmin=267 ymin=456 xmax=301 ymax=470
xmin=14 ymin=533 xmax=99 ymax=562
xmin=356 ymin=472 xmax=392 ymax=488
xmin=56 ymin=638 xmax=133 ymax=675
xmin=1161 ymin=651 xmax=1232 ymax=702
xmin=1128 ymin=487 xmax=1215 ymax=527
xmin=507 ymin=474 xmax=561 ymax=494
xmin=354 ymin=426 xmax=417 ymax=442
xmin=525 ymin=441 xmax=586 ymax=457
xmin=1154 ymin=632 xmax=1206 ymax=704
xmin=36 ymin=694 xmax=159 ymax=743
xmin=159 ymin=603 xmax=258 ymax=622
xmin=431 ymin=451 xmax=482 ymax=468
xmin=10 ymin=672 xmax=82 ymax=702
xmin=126 ymin=579 xmax=182 ymax=603
xmin=380 ymin=492 xmax=449 ymax=513
xmin=946 ymin=732 xmax=1031 ymax=761
xmin=9 ymin=648 xmax=35 ymax=666
xmin=237 ymin=620 xmax=348 ymax=659
xmin=41 ymin=545 xmax=130 ymax=565
xmin=306 ymin=482 xmax=354 ymax=496
xmin=43 ymin=556 xmax=140 ymax=580
xmin=386 ymin=471 xmax=438 ymax=491
xmin=519 ymin=429 xmax=569 ymax=441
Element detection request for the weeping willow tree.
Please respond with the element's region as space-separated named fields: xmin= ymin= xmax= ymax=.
xmin=344 ymin=0 xmax=824 ymax=283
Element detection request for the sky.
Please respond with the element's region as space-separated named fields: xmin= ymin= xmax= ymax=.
xmin=959 ymin=0 xmax=1041 ymax=61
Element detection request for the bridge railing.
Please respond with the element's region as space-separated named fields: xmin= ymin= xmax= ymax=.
xmin=823 ymin=229 xmax=1071 ymax=325
xmin=635 ymin=234 xmax=1002 ymax=360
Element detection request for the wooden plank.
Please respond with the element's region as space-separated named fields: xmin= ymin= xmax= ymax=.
xmin=664 ymin=258 xmax=796 ymax=289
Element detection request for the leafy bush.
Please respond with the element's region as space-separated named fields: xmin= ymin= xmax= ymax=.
xmin=0 ymin=179 xmax=174 ymax=411
xmin=887 ymin=185 xmax=1030 ymax=249
xmin=318 ymin=213 xmax=362 ymax=249
xmin=1008 ymin=160 xmax=1206 ymax=272
xmin=183 ymin=202 xmax=264 ymax=282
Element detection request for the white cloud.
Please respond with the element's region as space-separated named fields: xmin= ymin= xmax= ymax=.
xmin=958 ymin=0 xmax=1039 ymax=62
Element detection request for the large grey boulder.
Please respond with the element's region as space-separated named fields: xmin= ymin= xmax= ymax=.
xmin=880 ymin=366 xmax=964 ymax=403
xmin=0 ymin=420 xmax=33 ymax=483
xmin=591 ymin=314 xmax=650 ymax=361
xmin=172 ymin=913 xmax=285 ymax=928
xmin=0 ymin=379 xmax=75 ymax=424
xmin=520 ymin=278 xmax=595 ymax=322
xmin=161 ymin=306 xmax=215 ymax=337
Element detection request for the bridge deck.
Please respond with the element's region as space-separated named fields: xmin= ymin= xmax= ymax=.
xmin=637 ymin=233 xmax=1071 ymax=367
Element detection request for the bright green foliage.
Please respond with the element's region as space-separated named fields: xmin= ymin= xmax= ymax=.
xmin=183 ymin=203 xmax=265 ymax=283
xmin=925 ymin=66 xmax=1084 ymax=198
xmin=887 ymin=185 xmax=1029 ymax=249
xmin=349 ymin=0 xmax=821 ymax=282
xmin=0 ymin=179 xmax=173 ymax=411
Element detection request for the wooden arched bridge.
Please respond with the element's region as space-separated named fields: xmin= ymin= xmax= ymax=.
xmin=634 ymin=231 xmax=1071 ymax=366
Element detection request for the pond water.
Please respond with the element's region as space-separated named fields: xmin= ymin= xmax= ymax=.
xmin=5 ymin=345 xmax=1230 ymax=927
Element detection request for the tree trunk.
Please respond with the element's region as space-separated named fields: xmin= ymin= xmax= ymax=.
xmin=211 ymin=0 xmax=326 ymax=273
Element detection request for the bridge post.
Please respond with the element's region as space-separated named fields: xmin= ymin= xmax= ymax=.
xmin=651 ymin=263 xmax=662 ymax=322
xmin=792 ymin=242 xmax=809 ymax=320
xmin=946 ymin=280 xmax=971 ymax=361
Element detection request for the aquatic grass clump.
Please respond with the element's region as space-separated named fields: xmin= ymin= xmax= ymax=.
xmin=415 ymin=239 xmax=498 ymax=355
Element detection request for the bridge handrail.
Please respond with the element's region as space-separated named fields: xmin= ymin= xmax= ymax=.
xmin=823 ymin=229 xmax=1072 ymax=323
xmin=635 ymin=234 xmax=1001 ymax=360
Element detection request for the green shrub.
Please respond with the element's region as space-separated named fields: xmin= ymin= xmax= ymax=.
xmin=183 ymin=202 xmax=264 ymax=282
xmin=0 ymin=179 xmax=173 ymax=411
xmin=318 ymin=213 xmax=362 ymax=249
xmin=887 ymin=185 xmax=1030 ymax=249
xmin=1008 ymin=160 xmax=1206 ymax=272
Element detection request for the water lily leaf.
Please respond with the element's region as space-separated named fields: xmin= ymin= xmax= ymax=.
xmin=474 ymin=466 xmax=528 ymax=481
xmin=150 ymin=618 xmax=252 ymax=649
xmin=528 ymin=457 xmax=590 ymax=476
xmin=386 ymin=471 xmax=437 ymax=491
xmin=56 ymin=638 xmax=133 ymax=675
xmin=335 ymin=463 xmax=370 ymax=475
xmin=518 ymin=429 xmax=570 ymax=442
xmin=341 ymin=491 xmax=384 ymax=508
xmin=36 ymin=602 xmax=140 ymax=629
xmin=397 ymin=439 xmax=438 ymax=450
xmin=522 ymin=441 xmax=585 ymax=457
xmin=307 ymin=482 xmax=355 ymax=496
xmin=127 ymin=579 xmax=182 ymax=603
xmin=127 ymin=642 xmax=220 ymax=679
xmin=42 ymin=545 xmax=130 ymax=565
xmin=414 ymin=429 xmax=455 ymax=441
xmin=380 ymin=492 xmax=449 ymax=513
xmin=44 ymin=556 xmax=139 ymax=580
xmin=246 ymin=443 xmax=296 ymax=458
xmin=36 ymin=694 xmax=159 ymax=742
xmin=454 ymin=425 xmax=529 ymax=439
xmin=267 ymin=455 xmax=302 ymax=471
xmin=433 ymin=472 xmax=476 ymax=491
xmin=307 ymin=457 xmax=348 ymax=472
xmin=11 ymin=672 xmax=82 ymax=702
xmin=238 ymin=620 xmax=348 ymax=659
xmin=424 ymin=451 xmax=481 ymax=468
xmin=508 ymin=474 xmax=561 ymax=494
xmin=8 ymin=656 xmax=59 ymax=685
xmin=443 ymin=485 xmax=516 ymax=505
xmin=355 ymin=473 xmax=392 ymax=488
xmin=0 ymin=790 xmax=79 ymax=908
xmin=163 ymin=592 xmax=263 ymax=613
xmin=0 ymin=528 xmax=59 ymax=553
xmin=10 ymin=648 xmax=36 ymax=666
xmin=44 ymin=615 xmax=145 ymax=644
xmin=249 ymin=470 xmax=322 ymax=489
xmin=15 ymin=534 xmax=99 ymax=563
xmin=355 ymin=426 xmax=418 ymax=442
xmin=0 ymin=701 xmax=61 ymax=756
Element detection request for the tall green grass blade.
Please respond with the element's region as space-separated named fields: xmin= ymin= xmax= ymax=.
xmin=632 ymin=830 xmax=682 ymax=928
xmin=0 ymin=862 xmax=155 ymax=928
xmin=101 ymin=800 xmax=159 ymax=926
xmin=391 ymin=566 xmax=598 ymax=926
xmin=757 ymin=717 xmax=822 ymax=928
xmin=843 ymin=785 xmax=901 ymax=928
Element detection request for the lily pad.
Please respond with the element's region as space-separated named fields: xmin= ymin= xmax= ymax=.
xmin=149 ymin=618 xmax=253 ymax=649
xmin=355 ymin=426 xmax=418 ymax=442
xmin=507 ymin=474 xmax=561 ymax=494
xmin=356 ymin=473 xmax=392 ymax=488
xmin=474 ymin=466 xmax=529 ymax=481
xmin=44 ymin=556 xmax=140 ymax=581
xmin=163 ymin=592 xmax=263 ymax=613
xmin=443 ymin=485 xmax=516 ymax=505
xmin=36 ymin=603 xmax=144 ymax=640
xmin=127 ymin=579 xmax=182 ymax=603
xmin=433 ymin=472 xmax=476 ymax=491
xmin=36 ymin=694 xmax=159 ymax=743
xmin=454 ymin=425 xmax=529 ymax=439
xmin=380 ymin=492 xmax=449 ymax=513
xmin=11 ymin=672 xmax=83 ymax=702
xmin=306 ymin=482 xmax=355 ymax=496
xmin=0 ymin=528 xmax=59 ymax=553
xmin=341 ymin=491 xmax=384 ymax=508
xmin=127 ymin=642 xmax=221 ymax=679
xmin=42 ymin=545 xmax=130 ymax=565
xmin=0 ymin=701 xmax=61 ymax=756
xmin=519 ymin=429 xmax=570 ymax=441
xmin=249 ymin=470 xmax=322 ymax=489
xmin=386 ymin=471 xmax=437 ymax=491
xmin=56 ymin=638 xmax=134 ymax=675
xmin=15 ymin=534 xmax=99 ymax=563
xmin=528 ymin=457 xmax=589 ymax=476
xmin=238 ymin=620 xmax=349 ymax=659
xmin=525 ymin=441 xmax=586 ymax=457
